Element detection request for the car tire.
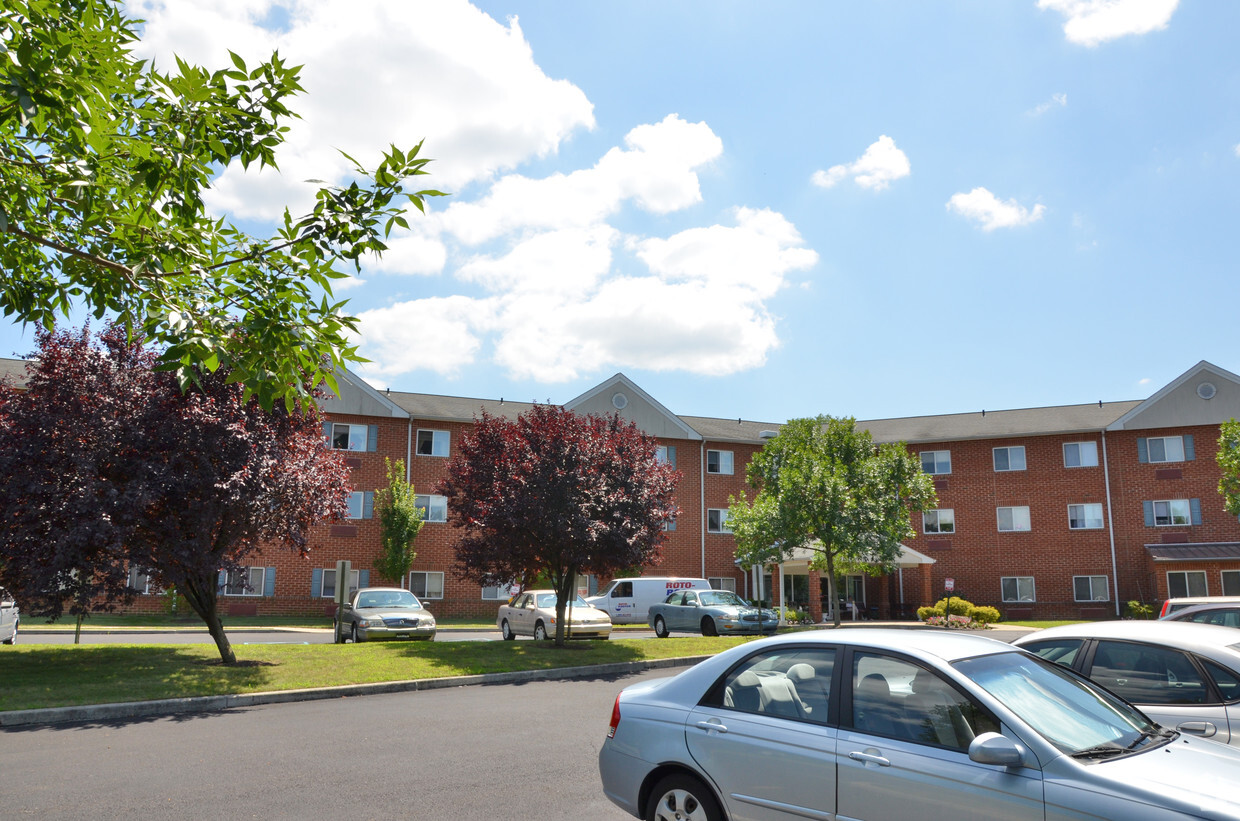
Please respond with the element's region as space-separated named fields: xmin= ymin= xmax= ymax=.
xmin=701 ymin=617 xmax=718 ymax=637
xmin=534 ymin=621 xmax=549 ymax=641
xmin=654 ymin=616 xmax=669 ymax=638
xmin=501 ymin=619 xmax=515 ymax=641
xmin=351 ymin=623 xmax=362 ymax=643
xmin=644 ymin=773 xmax=722 ymax=821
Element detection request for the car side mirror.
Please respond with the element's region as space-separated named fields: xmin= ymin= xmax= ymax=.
xmin=968 ymin=732 xmax=1026 ymax=767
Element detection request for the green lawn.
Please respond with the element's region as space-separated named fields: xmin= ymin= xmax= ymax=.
xmin=0 ymin=636 xmax=749 ymax=712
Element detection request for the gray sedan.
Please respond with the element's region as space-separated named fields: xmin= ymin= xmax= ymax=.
xmin=1015 ymin=619 xmax=1240 ymax=746
xmin=599 ymin=629 xmax=1240 ymax=821
xmin=337 ymin=587 xmax=436 ymax=643
xmin=648 ymin=589 xmax=778 ymax=637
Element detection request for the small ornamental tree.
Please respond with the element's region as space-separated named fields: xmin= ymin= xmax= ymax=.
xmin=0 ymin=325 xmax=351 ymax=663
xmin=439 ymin=405 xmax=679 ymax=646
xmin=1218 ymin=419 xmax=1240 ymax=516
xmin=728 ymin=416 xmax=936 ymax=627
xmin=373 ymin=458 xmax=424 ymax=587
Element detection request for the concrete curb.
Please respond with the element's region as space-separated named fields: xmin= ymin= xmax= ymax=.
xmin=0 ymin=654 xmax=713 ymax=728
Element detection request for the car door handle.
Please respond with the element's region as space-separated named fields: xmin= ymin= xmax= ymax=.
xmin=695 ymin=720 xmax=728 ymax=734
xmin=1177 ymin=721 xmax=1217 ymax=737
xmin=848 ymin=751 xmax=891 ymax=767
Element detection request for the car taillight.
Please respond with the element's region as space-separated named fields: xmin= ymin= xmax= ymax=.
xmin=1159 ymin=601 xmax=1171 ymax=618
xmin=607 ymin=694 xmax=621 ymax=739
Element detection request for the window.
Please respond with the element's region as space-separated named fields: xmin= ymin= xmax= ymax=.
xmin=920 ymin=450 xmax=951 ymax=475
xmin=1073 ymin=575 xmax=1109 ymax=602
xmin=319 ymin=568 xmax=360 ymax=599
xmin=416 ymin=429 xmax=450 ymax=457
xmin=707 ymin=450 xmax=734 ymax=475
xmin=1202 ymin=659 xmax=1240 ymax=702
xmin=346 ymin=491 xmax=374 ymax=520
xmin=223 ymin=567 xmax=266 ymax=597
xmin=481 ymin=585 xmax=511 ymax=600
xmin=1223 ymin=570 xmax=1240 ymax=596
xmin=1152 ymin=499 xmax=1190 ymax=527
xmin=609 ymin=581 xmax=634 ymax=598
xmin=1063 ymin=441 xmax=1099 ymax=468
xmin=127 ymin=567 xmax=156 ymax=594
xmin=709 ymin=577 xmax=737 ymax=593
xmin=1091 ymin=641 xmax=1208 ymax=706
xmin=655 ymin=445 xmax=668 ymax=464
xmin=993 ymin=446 xmax=1026 ymax=472
xmin=414 ymin=494 xmax=448 ymax=523
xmin=330 ymin=423 xmax=371 ymax=451
xmin=1001 ymin=576 xmax=1035 ymax=602
xmin=1068 ymin=503 xmax=1104 ymax=530
xmin=662 ymin=515 xmax=677 ymax=532
xmin=409 ymin=571 xmax=444 ymax=600
xmin=1023 ymin=638 xmax=1084 ymax=668
xmin=1167 ymin=570 xmax=1207 ymax=598
xmin=1143 ymin=435 xmax=1186 ymax=463
xmin=922 ymin=509 xmax=955 ymax=534
xmin=996 ymin=506 xmax=1031 ymax=532
xmin=707 ymin=508 xmax=732 ymax=534
xmin=851 ymin=652 xmax=998 ymax=747
xmin=703 ymin=646 xmax=837 ymax=726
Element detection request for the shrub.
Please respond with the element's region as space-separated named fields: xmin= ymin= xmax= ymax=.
xmin=1126 ymin=600 xmax=1155 ymax=620
xmin=969 ymin=605 xmax=1001 ymax=625
xmin=933 ymin=597 xmax=975 ymax=617
xmin=917 ymin=605 xmax=943 ymax=622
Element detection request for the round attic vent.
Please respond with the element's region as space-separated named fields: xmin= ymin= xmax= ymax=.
xmin=1197 ymin=381 xmax=1217 ymax=400
xmin=611 ymin=392 xmax=628 ymax=410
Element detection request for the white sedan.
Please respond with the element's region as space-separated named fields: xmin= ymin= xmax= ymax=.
xmin=498 ymin=590 xmax=612 ymax=640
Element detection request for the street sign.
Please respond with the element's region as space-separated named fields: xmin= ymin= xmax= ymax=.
xmin=944 ymin=577 xmax=955 ymax=592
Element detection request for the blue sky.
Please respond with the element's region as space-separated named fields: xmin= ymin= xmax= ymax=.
xmin=10 ymin=0 xmax=1238 ymax=423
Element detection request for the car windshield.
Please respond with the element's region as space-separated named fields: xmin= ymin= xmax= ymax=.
xmin=955 ymin=651 xmax=1158 ymax=756
xmin=357 ymin=591 xmax=422 ymax=609
xmin=534 ymin=594 xmax=592 ymax=609
xmin=698 ymin=591 xmax=746 ymax=607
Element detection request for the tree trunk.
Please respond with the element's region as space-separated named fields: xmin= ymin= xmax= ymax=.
xmin=181 ymin=574 xmax=236 ymax=664
xmin=553 ymin=569 xmax=577 ymax=647
xmin=824 ymin=550 xmax=841 ymax=628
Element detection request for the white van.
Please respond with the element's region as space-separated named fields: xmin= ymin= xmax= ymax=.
xmin=587 ymin=577 xmax=711 ymax=624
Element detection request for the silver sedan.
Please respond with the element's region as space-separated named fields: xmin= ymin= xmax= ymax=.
xmin=599 ymin=628 xmax=1240 ymax=820
xmin=337 ymin=587 xmax=436 ymax=643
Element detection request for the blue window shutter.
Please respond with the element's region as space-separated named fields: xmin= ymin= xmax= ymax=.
xmin=360 ymin=569 xmax=370 ymax=587
xmin=218 ymin=570 xmax=227 ymax=591
xmin=367 ymin=425 xmax=379 ymax=452
xmin=1137 ymin=438 xmax=1148 ymax=463
xmin=1190 ymin=498 xmax=1202 ymax=526
xmin=323 ymin=422 xmax=332 ymax=443
xmin=311 ymin=568 xmax=323 ymax=597
xmin=1184 ymin=435 xmax=1195 ymax=461
xmin=668 ymin=446 xmax=677 ymax=468
xmin=264 ymin=568 xmax=276 ymax=597
xmin=1143 ymin=501 xmax=1154 ymax=527
xmin=363 ymin=491 xmax=374 ymax=519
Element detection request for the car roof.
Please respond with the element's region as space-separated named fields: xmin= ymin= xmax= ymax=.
xmin=746 ymin=628 xmax=1017 ymax=663
xmin=1165 ymin=596 xmax=1240 ymax=605
xmin=1166 ymin=603 xmax=1240 ymax=617
xmin=356 ymin=587 xmax=410 ymax=594
xmin=1017 ymin=619 xmax=1240 ymax=653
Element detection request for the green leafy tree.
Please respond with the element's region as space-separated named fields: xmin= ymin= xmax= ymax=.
xmin=0 ymin=0 xmax=443 ymax=409
xmin=728 ymin=416 xmax=937 ymax=627
xmin=373 ymin=458 xmax=424 ymax=587
xmin=1218 ymin=419 xmax=1240 ymax=515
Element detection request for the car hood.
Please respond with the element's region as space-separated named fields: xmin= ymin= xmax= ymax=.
xmin=1046 ymin=735 xmax=1240 ymax=818
xmin=707 ymin=605 xmax=777 ymax=617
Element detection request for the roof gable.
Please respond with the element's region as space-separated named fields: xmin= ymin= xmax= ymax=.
xmin=1107 ymin=361 xmax=1240 ymax=431
xmin=316 ymin=368 xmax=410 ymax=419
xmin=565 ymin=374 xmax=702 ymax=441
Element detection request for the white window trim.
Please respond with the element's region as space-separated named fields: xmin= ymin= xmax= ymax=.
xmin=1073 ymin=575 xmax=1110 ymax=602
xmin=223 ymin=567 xmax=266 ymax=597
xmin=707 ymin=449 xmax=734 ymax=475
xmin=922 ymin=508 xmax=955 ymax=534
xmin=330 ymin=423 xmax=368 ymax=452
xmin=707 ymin=508 xmax=732 ymax=534
xmin=1147 ymin=435 xmax=1186 ymax=464
xmin=1001 ymin=576 xmax=1036 ymax=603
xmin=318 ymin=568 xmax=360 ymax=599
xmin=708 ymin=577 xmax=737 ymax=593
xmin=1153 ymin=499 xmax=1191 ymax=527
xmin=1167 ymin=570 xmax=1208 ymax=598
xmin=997 ymin=506 xmax=1031 ymax=532
xmin=1063 ymin=441 xmax=1099 ymax=468
xmin=921 ymin=450 xmax=951 ymax=475
xmin=1067 ymin=503 xmax=1104 ymax=530
xmin=346 ymin=491 xmax=368 ymax=520
xmin=993 ymin=445 xmax=1026 ymax=472
xmin=414 ymin=494 xmax=448 ymax=523
xmin=1221 ymin=570 xmax=1240 ymax=596
xmin=416 ymin=428 xmax=450 ymax=457
xmin=409 ymin=571 xmax=444 ymax=600
xmin=481 ymin=584 xmax=514 ymax=600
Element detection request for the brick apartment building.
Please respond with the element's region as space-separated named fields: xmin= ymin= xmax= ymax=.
xmin=10 ymin=357 xmax=1240 ymax=623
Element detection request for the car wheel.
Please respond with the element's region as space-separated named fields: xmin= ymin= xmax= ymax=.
xmin=501 ymin=619 xmax=515 ymax=641
xmin=351 ymin=623 xmax=362 ymax=643
xmin=654 ymin=616 xmax=669 ymax=638
xmin=701 ymin=617 xmax=718 ymax=637
xmin=645 ymin=773 xmax=722 ymax=821
xmin=534 ymin=621 xmax=549 ymax=641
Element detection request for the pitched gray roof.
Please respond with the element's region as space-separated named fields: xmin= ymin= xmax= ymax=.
xmin=388 ymin=391 xmax=538 ymax=423
xmin=857 ymin=401 xmax=1143 ymax=445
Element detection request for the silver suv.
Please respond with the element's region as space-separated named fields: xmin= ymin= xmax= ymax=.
xmin=0 ymin=587 xmax=18 ymax=644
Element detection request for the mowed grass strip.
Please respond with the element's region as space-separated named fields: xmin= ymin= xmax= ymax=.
xmin=0 ymin=637 xmax=750 ymax=712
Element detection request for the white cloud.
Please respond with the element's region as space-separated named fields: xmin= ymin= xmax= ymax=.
xmin=1037 ymin=0 xmax=1179 ymax=47
xmin=1234 ymin=143 xmax=1240 ymax=158
xmin=130 ymin=0 xmax=595 ymax=220
xmin=946 ymin=188 xmax=1046 ymax=231
xmin=353 ymin=296 xmax=495 ymax=382
xmin=457 ymin=226 xmax=618 ymax=296
xmin=812 ymin=135 xmax=910 ymax=191
xmin=1029 ymin=93 xmax=1068 ymax=116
